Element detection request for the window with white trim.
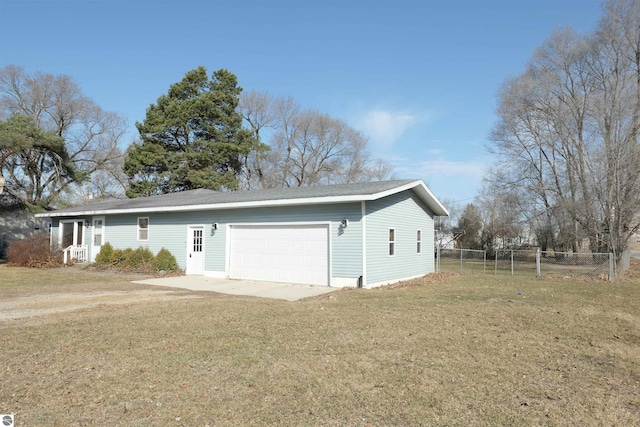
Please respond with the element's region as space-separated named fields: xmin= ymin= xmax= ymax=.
xmin=389 ymin=228 xmax=395 ymax=256
xmin=417 ymin=230 xmax=422 ymax=254
xmin=137 ymin=217 xmax=149 ymax=241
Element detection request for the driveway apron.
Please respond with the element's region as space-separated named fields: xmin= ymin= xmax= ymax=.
xmin=132 ymin=276 xmax=337 ymax=301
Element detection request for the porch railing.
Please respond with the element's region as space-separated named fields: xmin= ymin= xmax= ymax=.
xmin=63 ymin=245 xmax=88 ymax=264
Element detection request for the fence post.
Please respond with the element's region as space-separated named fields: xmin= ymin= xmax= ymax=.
xmin=511 ymin=250 xmax=514 ymax=276
xmin=460 ymin=248 xmax=463 ymax=274
xmin=494 ymin=250 xmax=498 ymax=275
xmin=483 ymin=251 xmax=487 ymax=275
xmin=536 ymin=248 xmax=541 ymax=277
xmin=436 ymin=246 xmax=440 ymax=273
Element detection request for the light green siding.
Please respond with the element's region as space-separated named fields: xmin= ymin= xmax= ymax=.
xmin=98 ymin=202 xmax=363 ymax=278
xmin=199 ymin=203 xmax=362 ymax=277
xmin=365 ymin=190 xmax=435 ymax=285
xmin=47 ymin=188 xmax=438 ymax=287
xmin=103 ymin=213 xmax=193 ymax=264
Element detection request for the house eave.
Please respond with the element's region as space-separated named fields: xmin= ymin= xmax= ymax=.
xmin=35 ymin=180 xmax=449 ymax=218
xmin=36 ymin=195 xmax=369 ymax=218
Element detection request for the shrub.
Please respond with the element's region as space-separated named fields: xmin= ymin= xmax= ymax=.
xmin=125 ymin=247 xmax=155 ymax=268
xmin=109 ymin=249 xmax=123 ymax=265
xmin=118 ymin=248 xmax=135 ymax=267
xmin=94 ymin=242 xmax=115 ymax=266
xmin=7 ymin=233 xmax=62 ymax=268
xmin=93 ymin=245 xmax=181 ymax=274
xmin=153 ymin=248 xmax=180 ymax=272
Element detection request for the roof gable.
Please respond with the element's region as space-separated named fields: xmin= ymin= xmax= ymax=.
xmin=37 ymin=179 xmax=449 ymax=218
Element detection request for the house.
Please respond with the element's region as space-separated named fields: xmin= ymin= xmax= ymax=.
xmin=0 ymin=202 xmax=50 ymax=247
xmin=35 ymin=179 xmax=448 ymax=288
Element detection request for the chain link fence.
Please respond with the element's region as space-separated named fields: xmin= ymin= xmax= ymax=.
xmin=436 ymin=248 xmax=487 ymax=275
xmin=436 ymin=248 xmax=615 ymax=280
xmin=494 ymin=249 xmax=538 ymax=277
xmin=538 ymin=251 xmax=611 ymax=279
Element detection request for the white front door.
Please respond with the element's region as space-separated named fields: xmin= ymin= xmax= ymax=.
xmin=186 ymin=225 xmax=205 ymax=275
xmin=91 ymin=216 xmax=105 ymax=262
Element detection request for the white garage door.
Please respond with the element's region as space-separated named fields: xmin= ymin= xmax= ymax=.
xmin=229 ymin=224 xmax=329 ymax=286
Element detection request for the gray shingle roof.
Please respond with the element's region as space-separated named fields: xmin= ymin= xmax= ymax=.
xmin=39 ymin=179 xmax=449 ymax=217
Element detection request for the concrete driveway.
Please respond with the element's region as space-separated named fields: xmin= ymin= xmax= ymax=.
xmin=132 ymin=276 xmax=337 ymax=301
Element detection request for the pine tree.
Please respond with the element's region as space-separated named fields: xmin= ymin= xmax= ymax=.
xmin=124 ymin=67 xmax=256 ymax=197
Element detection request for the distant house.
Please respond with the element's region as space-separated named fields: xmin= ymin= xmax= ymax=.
xmin=435 ymin=231 xmax=456 ymax=249
xmin=36 ymin=179 xmax=448 ymax=288
xmin=0 ymin=206 xmax=50 ymax=254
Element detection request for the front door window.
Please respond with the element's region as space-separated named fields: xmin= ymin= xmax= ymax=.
xmin=93 ymin=219 xmax=103 ymax=246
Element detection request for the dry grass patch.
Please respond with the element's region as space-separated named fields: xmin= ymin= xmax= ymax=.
xmin=1 ymin=265 xmax=639 ymax=426
xmin=0 ymin=265 xmax=156 ymax=297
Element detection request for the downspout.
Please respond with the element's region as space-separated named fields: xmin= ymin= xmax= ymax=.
xmin=361 ymin=200 xmax=367 ymax=288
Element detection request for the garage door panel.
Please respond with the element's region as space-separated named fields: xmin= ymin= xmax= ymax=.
xmin=230 ymin=225 xmax=329 ymax=286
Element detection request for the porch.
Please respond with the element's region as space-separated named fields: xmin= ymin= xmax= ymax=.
xmin=58 ymin=218 xmax=101 ymax=264
xmin=63 ymin=244 xmax=88 ymax=264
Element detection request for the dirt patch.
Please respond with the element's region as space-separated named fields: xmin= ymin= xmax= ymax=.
xmin=386 ymin=272 xmax=455 ymax=289
xmin=0 ymin=289 xmax=201 ymax=321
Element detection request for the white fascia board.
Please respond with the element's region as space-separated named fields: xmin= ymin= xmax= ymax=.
xmin=368 ymin=180 xmax=450 ymax=217
xmin=412 ymin=181 xmax=450 ymax=217
xmin=36 ymin=195 xmax=369 ymax=218
xmin=36 ymin=180 xmax=450 ymax=218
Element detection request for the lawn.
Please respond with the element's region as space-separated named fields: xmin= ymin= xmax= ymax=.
xmin=1 ymin=265 xmax=639 ymax=426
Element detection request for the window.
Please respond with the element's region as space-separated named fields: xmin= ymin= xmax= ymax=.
xmin=389 ymin=228 xmax=395 ymax=256
xmin=417 ymin=230 xmax=422 ymax=254
xmin=193 ymin=228 xmax=203 ymax=252
xmin=93 ymin=219 xmax=103 ymax=246
xmin=138 ymin=217 xmax=149 ymax=241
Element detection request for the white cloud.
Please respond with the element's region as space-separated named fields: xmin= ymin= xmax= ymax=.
xmin=355 ymin=109 xmax=418 ymax=150
xmin=392 ymin=156 xmax=488 ymax=180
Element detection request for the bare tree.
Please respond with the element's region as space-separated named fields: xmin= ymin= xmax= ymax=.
xmin=476 ymin=183 xmax=526 ymax=253
xmin=238 ymin=90 xmax=393 ymax=189
xmin=237 ymin=91 xmax=280 ymax=189
xmin=489 ymin=0 xmax=640 ymax=259
xmin=0 ymin=65 xmax=128 ymax=207
xmin=64 ymin=152 xmax=128 ymax=203
xmin=489 ymin=29 xmax=595 ymax=253
xmin=592 ymin=0 xmax=640 ymax=258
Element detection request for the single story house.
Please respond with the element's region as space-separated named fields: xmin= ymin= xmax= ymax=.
xmin=36 ymin=179 xmax=449 ymax=288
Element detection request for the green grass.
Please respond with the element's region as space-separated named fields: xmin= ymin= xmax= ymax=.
xmin=1 ymin=266 xmax=639 ymax=426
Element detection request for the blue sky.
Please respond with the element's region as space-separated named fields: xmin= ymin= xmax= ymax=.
xmin=0 ymin=0 xmax=603 ymax=207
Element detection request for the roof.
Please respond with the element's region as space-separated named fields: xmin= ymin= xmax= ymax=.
xmin=36 ymin=179 xmax=449 ymax=218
